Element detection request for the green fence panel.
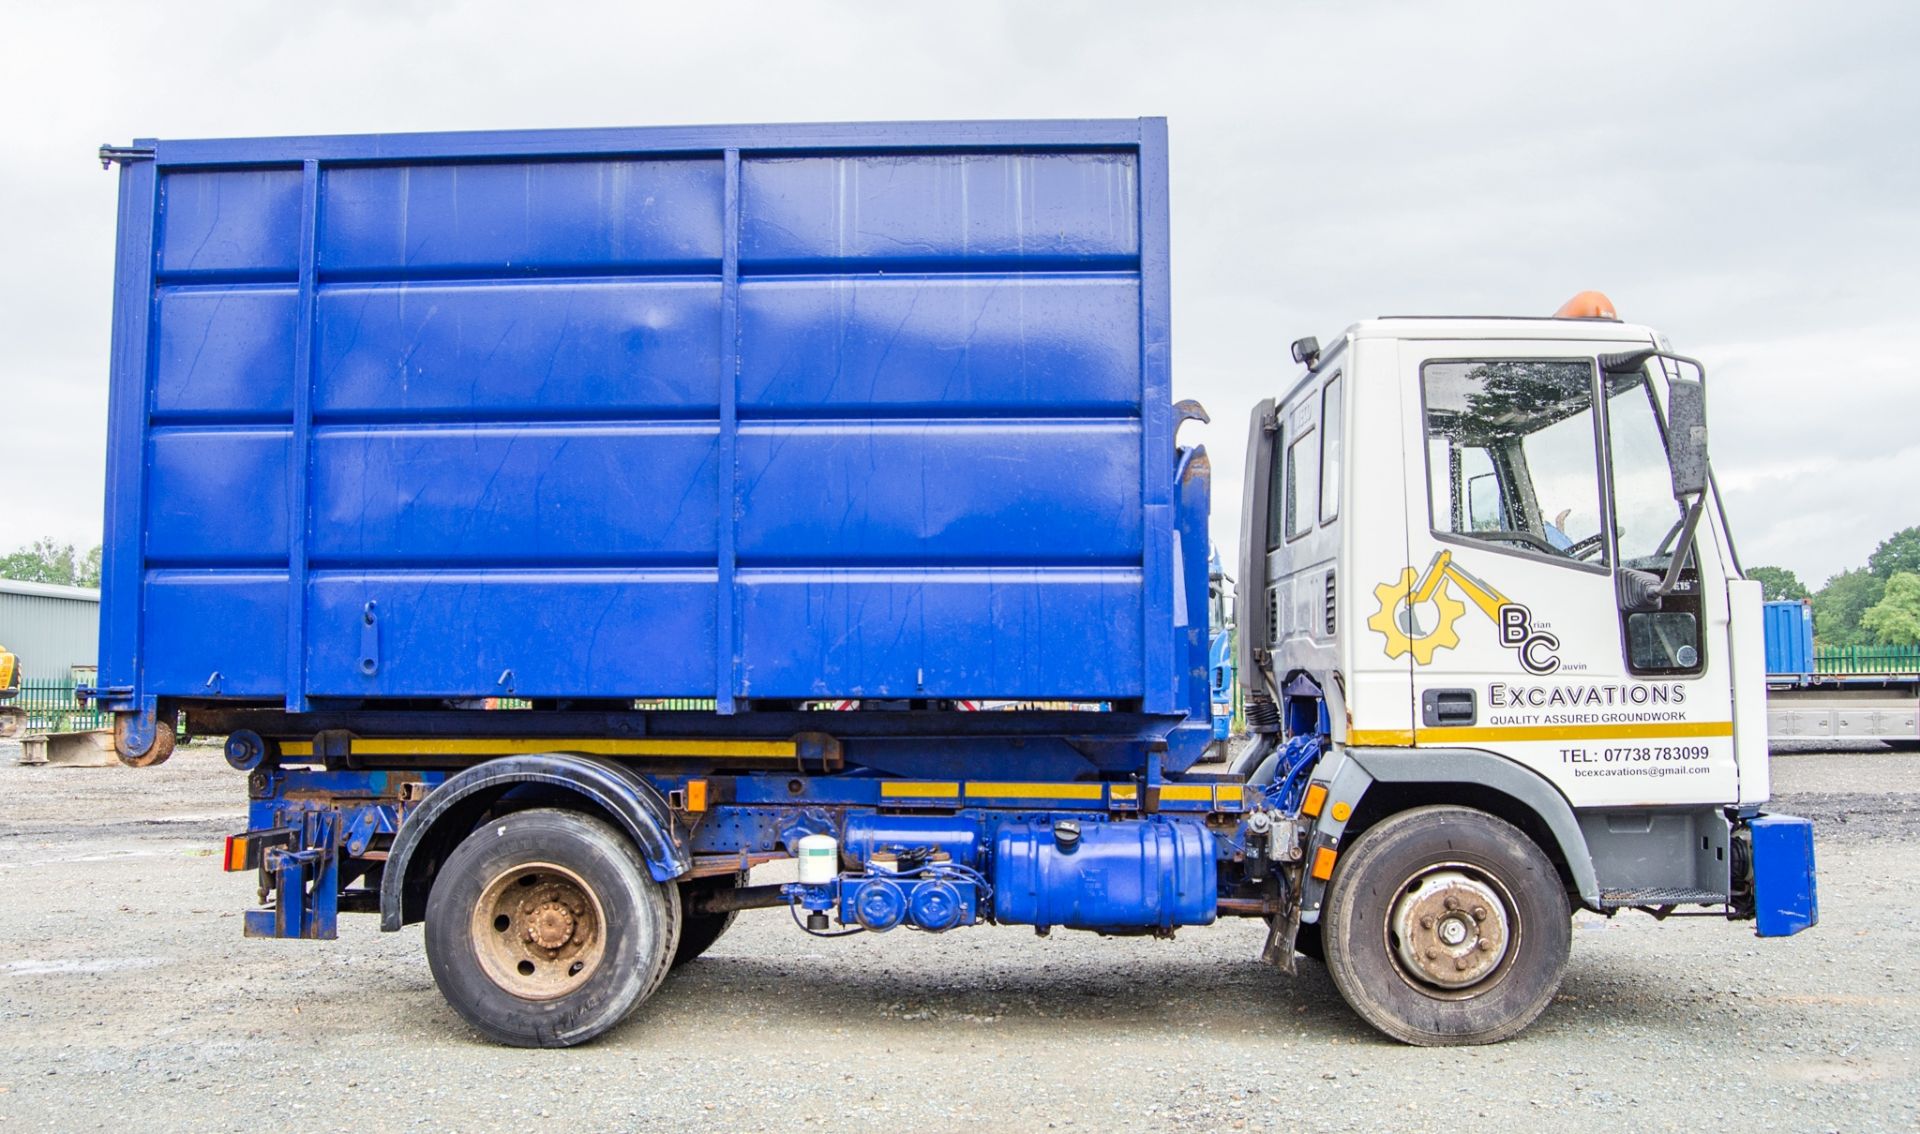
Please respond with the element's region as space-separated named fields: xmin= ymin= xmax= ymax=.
xmin=14 ymin=679 xmax=107 ymax=735
xmin=1814 ymin=645 xmax=1920 ymax=677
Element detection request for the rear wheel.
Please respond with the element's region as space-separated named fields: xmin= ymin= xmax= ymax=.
xmin=672 ymin=874 xmax=745 ymax=968
xmin=646 ymin=878 xmax=683 ymax=994
xmin=1322 ymin=805 xmax=1570 ymax=1046
xmin=425 ymin=808 xmax=674 ymax=1047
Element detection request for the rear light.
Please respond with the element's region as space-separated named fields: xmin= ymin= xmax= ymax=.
xmin=223 ymin=828 xmax=296 ymax=872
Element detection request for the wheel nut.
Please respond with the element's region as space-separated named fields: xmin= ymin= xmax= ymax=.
xmin=1454 ymin=957 xmax=1470 ymax=971
xmin=1420 ymin=915 xmax=1435 ymax=930
xmin=1425 ymin=948 xmax=1439 ymax=960
xmin=1471 ymin=905 xmax=1488 ymax=921
xmin=1442 ymin=896 xmax=1459 ymax=911
xmin=1478 ymin=938 xmax=1494 ymax=952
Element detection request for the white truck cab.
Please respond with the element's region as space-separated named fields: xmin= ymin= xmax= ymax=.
xmin=1235 ymin=295 xmax=1815 ymax=1045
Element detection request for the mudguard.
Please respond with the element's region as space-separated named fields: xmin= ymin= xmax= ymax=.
xmin=379 ymin=754 xmax=690 ymax=931
xmin=1298 ymin=746 xmax=1599 ymax=923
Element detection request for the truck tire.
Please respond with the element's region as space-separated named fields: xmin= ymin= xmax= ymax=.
xmin=425 ymin=808 xmax=674 ymax=1048
xmin=672 ymin=875 xmax=744 ymax=968
xmin=1321 ymin=805 xmax=1570 ymax=1046
xmin=646 ymin=879 xmax=683 ymax=995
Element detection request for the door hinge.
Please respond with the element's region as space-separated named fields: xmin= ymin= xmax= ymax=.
xmin=98 ymin=144 xmax=155 ymax=169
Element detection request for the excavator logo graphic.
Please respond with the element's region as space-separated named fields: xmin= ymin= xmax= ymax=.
xmin=1368 ymin=551 xmax=1561 ymax=675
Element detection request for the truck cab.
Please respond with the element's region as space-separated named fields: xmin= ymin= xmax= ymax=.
xmin=1234 ymin=297 xmax=1815 ymax=1043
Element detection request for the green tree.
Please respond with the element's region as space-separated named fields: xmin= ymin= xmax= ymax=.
xmin=1811 ymin=568 xmax=1885 ymax=649
xmin=0 ymin=538 xmax=102 ymax=588
xmin=1861 ymin=572 xmax=1920 ymax=646
xmin=1747 ymin=565 xmax=1810 ymax=602
xmin=1868 ymin=526 xmax=1920 ymax=580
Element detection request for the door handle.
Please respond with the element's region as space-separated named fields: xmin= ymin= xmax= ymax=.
xmin=1422 ymin=688 xmax=1477 ymax=727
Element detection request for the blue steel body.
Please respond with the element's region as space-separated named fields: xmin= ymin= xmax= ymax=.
xmin=101 ymin=118 xmax=1246 ymax=944
xmin=94 ymin=118 xmax=1201 ymax=762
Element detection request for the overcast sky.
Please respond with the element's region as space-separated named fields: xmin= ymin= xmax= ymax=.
xmin=1 ymin=1 xmax=1914 ymax=587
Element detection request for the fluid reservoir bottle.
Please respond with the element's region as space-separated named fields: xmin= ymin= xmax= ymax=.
xmin=796 ymin=834 xmax=839 ymax=884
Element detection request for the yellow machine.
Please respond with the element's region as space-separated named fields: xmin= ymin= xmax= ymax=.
xmin=0 ymin=643 xmax=23 ymax=739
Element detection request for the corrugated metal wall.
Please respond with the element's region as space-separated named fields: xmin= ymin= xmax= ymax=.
xmin=0 ymin=582 xmax=100 ymax=681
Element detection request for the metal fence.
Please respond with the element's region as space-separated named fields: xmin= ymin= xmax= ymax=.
xmin=12 ymin=679 xmax=106 ymax=734
xmin=1814 ymin=645 xmax=1920 ymax=676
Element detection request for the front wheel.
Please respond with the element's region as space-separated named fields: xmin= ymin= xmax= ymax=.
xmin=425 ymin=808 xmax=675 ymax=1048
xmin=1322 ymin=805 xmax=1570 ymax=1045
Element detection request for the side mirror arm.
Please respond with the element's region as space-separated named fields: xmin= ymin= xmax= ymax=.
xmin=1656 ymin=494 xmax=1706 ymax=597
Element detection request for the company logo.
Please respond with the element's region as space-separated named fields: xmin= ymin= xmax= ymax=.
xmin=1368 ymin=551 xmax=1561 ymax=675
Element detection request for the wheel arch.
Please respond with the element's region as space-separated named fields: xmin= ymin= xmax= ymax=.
xmin=1339 ymin=747 xmax=1599 ymax=907
xmin=379 ymin=754 xmax=690 ymax=931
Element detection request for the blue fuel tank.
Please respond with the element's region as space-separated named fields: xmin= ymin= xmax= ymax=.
xmin=992 ymin=816 xmax=1216 ymax=932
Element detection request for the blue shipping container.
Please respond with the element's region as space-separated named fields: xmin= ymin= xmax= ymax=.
xmin=1763 ymin=599 xmax=1814 ymax=679
xmin=96 ymin=119 xmax=1206 ymax=760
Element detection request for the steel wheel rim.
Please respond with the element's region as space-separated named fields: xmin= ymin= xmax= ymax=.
xmin=471 ymin=861 xmax=608 ymax=1001
xmin=1382 ymin=860 xmax=1521 ymax=1000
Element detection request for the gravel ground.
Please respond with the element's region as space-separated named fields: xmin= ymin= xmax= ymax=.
xmin=0 ymin=740 xmax=1914 ymax=1133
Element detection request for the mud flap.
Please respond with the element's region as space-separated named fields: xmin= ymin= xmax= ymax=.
xmin=1261 ymin=907 xmax=1301 ymax=975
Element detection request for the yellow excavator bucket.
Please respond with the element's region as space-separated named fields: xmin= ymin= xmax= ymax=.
xmin=0 ymin=644 xmax=21 ymax=739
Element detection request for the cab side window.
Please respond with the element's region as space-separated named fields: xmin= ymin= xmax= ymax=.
xmin=1423 ymin=360 xmax=1608 ymax=568
xmin=1319 ymin=374 xmax=1343 ymax=524
xmin=1285 ymin=412 xmax=1316 ymax=541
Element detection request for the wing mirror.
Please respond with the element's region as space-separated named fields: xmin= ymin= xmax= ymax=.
xmin=1663 ymin=376 xmax=1708 ymax=499
xmin=1598 ymin=348 xmax=1709 ymax=501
